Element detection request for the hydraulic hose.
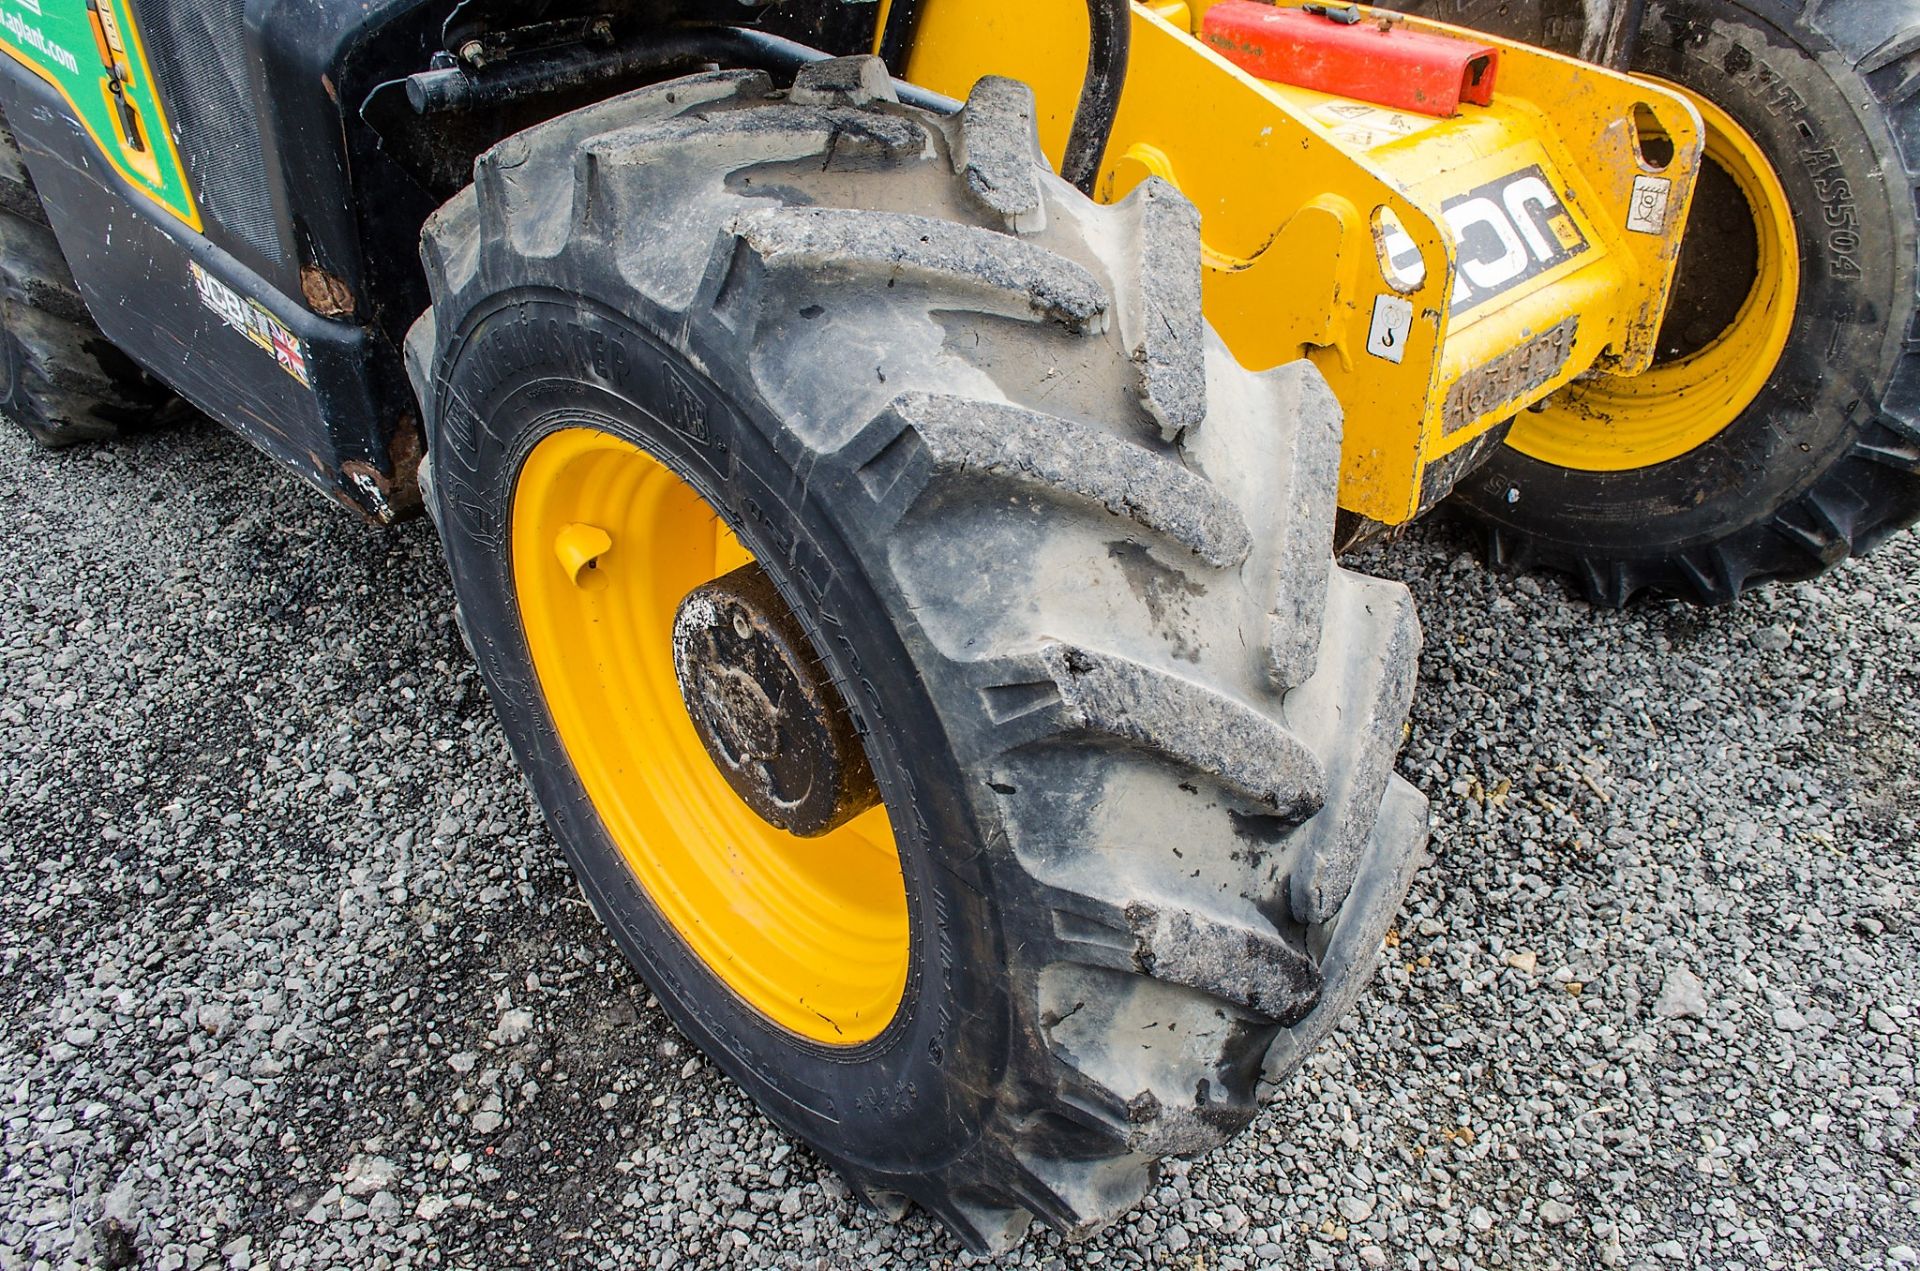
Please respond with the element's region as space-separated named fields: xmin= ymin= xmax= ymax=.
xmin=1061 ymin=0 xmax=1131 ymax=194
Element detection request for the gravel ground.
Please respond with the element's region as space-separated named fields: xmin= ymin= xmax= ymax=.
xmin=1 ymin=414 xmax=1915 ymax=1271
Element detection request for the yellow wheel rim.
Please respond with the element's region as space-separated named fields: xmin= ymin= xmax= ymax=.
xmin=1507 ymin=83 xmax=1801 ymax=472
xmin=511 ymin=426 xmax=909 ymax=1045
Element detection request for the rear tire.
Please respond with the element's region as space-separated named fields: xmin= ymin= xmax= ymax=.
xmin=0 ymin=109 xmax=169 ymax=447
xmin=1388 ymin=0 xmax=1920 ymax=605
xmin=412 ymin=61 xmax=1426 ymax=1251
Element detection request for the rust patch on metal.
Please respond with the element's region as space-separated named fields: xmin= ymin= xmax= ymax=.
xmin=385 ymin=412 xmax=425 ymax=509
xmin=336 ymin=413 xmax=426 ymax=527
xmin=300 ymin=266 xmax=356 ymax=318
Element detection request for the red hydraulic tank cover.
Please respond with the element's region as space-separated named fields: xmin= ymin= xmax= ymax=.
xmin=1200 ymin=2 xmax=1501 ymax=119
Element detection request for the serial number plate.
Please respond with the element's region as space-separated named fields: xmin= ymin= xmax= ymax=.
xmin=1443 ymin=316 xmax=1578 ymax=435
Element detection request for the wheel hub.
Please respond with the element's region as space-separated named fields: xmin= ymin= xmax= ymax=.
xmin=672 ymin=563 xmax=880 ymax=838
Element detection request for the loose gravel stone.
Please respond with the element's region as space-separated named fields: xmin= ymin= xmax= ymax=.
xmin=1654 ymin=965 xmax=1708 ymax=1020
xmin=1 ymin=418 xmax=1916 ymax=1269
xmin=1538 ymin=1198 xmax=1575 ymax=1226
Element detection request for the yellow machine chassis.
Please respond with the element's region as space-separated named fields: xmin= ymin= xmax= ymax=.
xmin=905 ymin=0 xmax=1706 ymax=525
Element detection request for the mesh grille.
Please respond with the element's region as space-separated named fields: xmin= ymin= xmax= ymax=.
xmin=131 ymin=0 xmax=284 ymax=265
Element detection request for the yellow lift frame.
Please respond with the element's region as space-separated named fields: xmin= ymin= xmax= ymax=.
xmin=899 ymin=0 xmax=1704 ymax=527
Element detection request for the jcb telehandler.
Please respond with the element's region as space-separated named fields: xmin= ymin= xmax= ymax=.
xmin=2 ymin=0 xmax=1912 ymax=1252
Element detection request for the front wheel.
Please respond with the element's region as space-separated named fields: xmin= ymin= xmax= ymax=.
xmin=411 ymin=60 xmax=1426 ymax=1252
xmin=1419 ymin=0 xmax=1920 ymax=604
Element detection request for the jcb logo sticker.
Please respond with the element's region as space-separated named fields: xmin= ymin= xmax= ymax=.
xmin=1379 ymin=165 xmax=1590 ymax=316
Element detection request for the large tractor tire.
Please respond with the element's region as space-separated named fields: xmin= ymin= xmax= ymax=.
xmin=409 ymin=59 xmax=1426 ymax=1252
xmin=0 ymin=108 xmax=169 ymax=447
xmin=1389 ymin=0 xmax=1920 ymax=605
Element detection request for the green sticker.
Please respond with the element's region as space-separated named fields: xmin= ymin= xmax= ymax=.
xmin=0 ymin=0 xmax=198 ymax=229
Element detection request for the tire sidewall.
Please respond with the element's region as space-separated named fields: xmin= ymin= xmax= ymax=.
xmin=427 ymin=288 xmax=1011 ymax=1179
xmin=0 ymin=315 xmax=24 ymax=408
xmin=1460 ymin=0 xmax=1913 ymax=554
xmin=0 ymin=306 xmax=52 ymax=439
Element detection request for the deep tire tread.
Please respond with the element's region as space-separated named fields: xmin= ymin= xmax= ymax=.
xmin=413 ymin=59 xmax=1426 ymax=1254
xmin=1037 ymin=642 xmax=1327 ymax=819
xmin=731 ymin=206 xmax=1111 ymax=332
xmin=868 ymin=391 xmax=1253 ymax=566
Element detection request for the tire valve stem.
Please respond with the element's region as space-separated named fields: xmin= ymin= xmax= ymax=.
xmin=554 ymin=523 xmax=613 ymax=586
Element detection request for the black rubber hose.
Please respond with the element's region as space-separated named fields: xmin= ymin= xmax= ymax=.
xmin=1597 ymin=0 xmax=1649 ymax=69
xmin=875 ymin=0 xmax=930 ymax=74
xmin=403 ymin=26 xmax=961 ymax=118
xmin=718 ymin=27 xmax=960 ymax=114
xmin=1061 ymin=0 xmax=1131 ymax=194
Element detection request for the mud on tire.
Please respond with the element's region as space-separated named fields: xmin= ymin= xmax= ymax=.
xmin=410 ymin=59 xmax=1427 ymax=1252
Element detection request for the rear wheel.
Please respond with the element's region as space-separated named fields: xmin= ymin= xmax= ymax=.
xmin=412 ymin=60 xmax=1426 ymax=1251
xmin=1413 ymin=0 xmax=1920 ymax=604
xmin=0 ymin=109 xmax=168 ymax=447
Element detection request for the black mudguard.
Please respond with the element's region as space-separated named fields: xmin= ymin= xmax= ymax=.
xmin=0 ymin=68 xmax=416 ymax=519
xmin=0 ymin=0 xmax=876 ymax=520
xmin=0 ymin=0 xmax=449 ymax=521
